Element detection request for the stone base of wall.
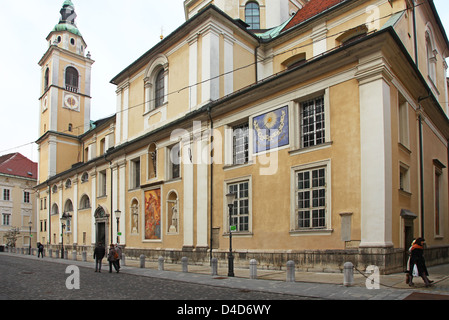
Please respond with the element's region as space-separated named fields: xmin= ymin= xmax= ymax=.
xmin=42 ymin=244 xmax=449 ymax=275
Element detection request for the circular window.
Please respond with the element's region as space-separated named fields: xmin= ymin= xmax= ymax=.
xmin=70 ymin=38 xmax=75 ymax=45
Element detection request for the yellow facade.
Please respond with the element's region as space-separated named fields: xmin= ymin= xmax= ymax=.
xmin=36 ymin=0 xmax=449 ymax=273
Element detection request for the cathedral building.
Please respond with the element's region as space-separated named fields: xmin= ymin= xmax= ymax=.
xmin=36 ymin=0 xmax=449 ymax=273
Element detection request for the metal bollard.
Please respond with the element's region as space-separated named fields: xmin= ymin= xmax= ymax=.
xmin=158 ymin=256 xmax=165 ymax=271
xmin=140 ymin=254 xmax=146 ymax=268
xmin=286 ymin=260 xmax=295 ymax=282
xmin=181 ymin=257 xmax=188 ymax=273
xmin=343 ymin=262 xmax=354 ymax=287
xmin=211 ymin=258 xmax=218 ymax=276
xmin=249 ymin=259 xmax=257 ymax=279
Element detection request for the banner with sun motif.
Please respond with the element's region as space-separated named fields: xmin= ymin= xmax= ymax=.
xmin=253 ymin=106 xmax=289 ymax=153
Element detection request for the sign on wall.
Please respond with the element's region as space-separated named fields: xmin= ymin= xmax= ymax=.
xmin=253 ymin=106 xmax=289 ymax=154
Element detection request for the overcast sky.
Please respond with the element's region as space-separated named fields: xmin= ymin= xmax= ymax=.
xmin=0 ymin=0 xmax=448 ymax=162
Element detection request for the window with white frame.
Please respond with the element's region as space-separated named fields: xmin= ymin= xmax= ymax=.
xmin=294 ymin=165 xmax=328 ymax=230
xmin=23 ymin=191 xmax=30 ymax=203
xmin=398 ymin=94 xmax=410 ymax=148
xmin=300 ymin=96 xmax=325 ymax=148
xmin=3 ymin=189 xmax=10 ymax=201
xmin=99 ymin=170 xmax=107 ymax=197
xmin=2 ymin=213 xmax=11 ymax=226
xmin=232 ymin=123 xmax=249 ymax=165
xmin=168 ymin=143 xmax=181 ymax=180
xmin=227 ymin=180 xmax=250 ymax=233
xmin=130 ymin=158 xmax=141 ymax=189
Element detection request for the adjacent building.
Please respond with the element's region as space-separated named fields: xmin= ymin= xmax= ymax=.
xmin=36 ymin=0 xmax=449 ymax=273
xmin=0 ymin=153 xmax=38 ymax=249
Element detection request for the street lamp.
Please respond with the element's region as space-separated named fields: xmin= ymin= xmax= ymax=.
xmin=60 ymin=212 xmax=72 ymax=259
xmin=115 ymin=209 xmax=121 ymax=244
xmin=226 ymin=192 xmax=236 ymax=277
xmin=28 ymin=220 xmax=32 ymax=255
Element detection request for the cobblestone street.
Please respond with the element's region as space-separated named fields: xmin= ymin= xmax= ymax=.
xmin=0 ymin=254 xmax=310 ymax=301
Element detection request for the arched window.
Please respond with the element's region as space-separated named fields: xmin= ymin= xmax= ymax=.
xmin=245 ymin=2 xmax=260 ymax=30
xmin=65 ymin=66 xmax=79 ymax=92
xmin=155 ymin=69 xmax=165 ymax=108
xmin=44 ymin=68 xmax=50 ymax=91
xmin=51 ymin=203 xmax=59 ymax=216
xmin=426 ymin=30 xmax=437 ymax=83
xmin=79 ymin=195 xmax=91 ymax=210
xmin=81 ymin=172 xmax=89 ymax=183
xmin=64 ymin=199 xmax=73 ymax=213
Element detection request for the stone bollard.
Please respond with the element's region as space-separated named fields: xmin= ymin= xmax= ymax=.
xmin=211 ymin=258 xmax=218 ymax=276
xmin=82 ymin=251 xmax=87 ymax=262
xmin=140 ymin=255 xmax=146 ymax=268
xmin=122 ymin=253 xmax=126 ymax=266
xmin=249 ymin=259 xmax=257 ymax=279
xmin=158 ymin=256 xmax=165 ymax=271
xmin=343 ymin=262 xmax=354 ymax=287
xmin=64 ymin=250 xmax=68 ymax=259
xmin=286 ymin=260 xmax=295 ymax=282
xmin=72 ymin=250 xmax=77 ymax=261
xmin=48 ymin=249 xmax=52 ymax=258
xmin=181 ymin=257 xmax=188 ymax=273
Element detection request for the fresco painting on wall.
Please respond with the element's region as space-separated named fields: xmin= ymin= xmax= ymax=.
xmin=145 ymin=189 xmax=161 ymax=240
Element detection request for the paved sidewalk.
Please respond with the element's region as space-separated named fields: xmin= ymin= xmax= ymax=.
xmin=3 ymin=251 xmax=449 ymax=300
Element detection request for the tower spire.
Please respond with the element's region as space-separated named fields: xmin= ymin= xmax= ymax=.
xmin=59 ymin=0 xmax=77 ymax=25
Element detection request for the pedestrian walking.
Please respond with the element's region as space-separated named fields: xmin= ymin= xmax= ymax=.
xmin=93 ymin=242 xmax=106 ymax=272
xmin=408 ymin=238 xmax=434 ymax=287
xmin=37 ymin=242 xmax=44 ymax=258
xmin=107 ymin=244 xmax=119 ymax=273
xmin=115 ymin=243 xmax=122 ymax=270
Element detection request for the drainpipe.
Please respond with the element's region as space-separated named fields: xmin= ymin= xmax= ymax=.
xmin=104 ymin=153 xmax=113 ymax=245
xmin=254 ymin=43 xmax=261 ymax=83
xmin=208 ymin=107 xmax=214 ymax=263
xmin=412 ymin=1 xmax=418 ymax=67
xmin=417 ymin=95 xmax=431 ymax=238
xmin=418 ymin=112 xmax=425 ymax=238
xmin=48 ymin=184 xmax=51 ymax=245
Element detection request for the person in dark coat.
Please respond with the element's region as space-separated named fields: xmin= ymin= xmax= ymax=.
xmin=37 ymin=242 xmax=44 ymax=258
xmin=408 ymin=238 xmax=434 ymax=287
xmin=107 ymin=244 xmax=119 ymax=273
xmin=93 ymin=242 xmax=106 ymax=272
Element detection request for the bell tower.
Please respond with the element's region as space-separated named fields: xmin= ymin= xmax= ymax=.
xmin=37 ymin=0 xmax=94 ymax=181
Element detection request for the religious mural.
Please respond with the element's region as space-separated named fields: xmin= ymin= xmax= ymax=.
xmin=144 ymin=189 xmax=161 ymax=240
xmin=253 ymin=106 xmax=289 ymax=153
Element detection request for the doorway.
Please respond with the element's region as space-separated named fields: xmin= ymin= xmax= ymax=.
xmin=96 ymin=222 xmax=105 ymax=245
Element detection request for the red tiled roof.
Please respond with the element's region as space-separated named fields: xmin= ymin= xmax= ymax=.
xmin=282 ymin=0 xmax=347 ymax=32
xmin=0 ymin=153 xmax=37 ymax=180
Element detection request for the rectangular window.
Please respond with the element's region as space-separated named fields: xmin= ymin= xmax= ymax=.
xmin=99 ymin=170 xmax=107 ymax=197
xmin=131 ymin=158 xmax=141 ymax=189
xmin=300 ymin=97 xmax=325 ymax=148
xmin=398 ymin=96 xmax=410 ymax=148
xmin=2 ymin=213 xmax=11 ymax=226
xmin=23 ymin=191 xmax=30 ymax=203
xmin=168 ymin=144 xmax=181 ymax=180
xmin=227 ymin=181 xmax=250 ymax=232
xmin=3 ymin=189 xmax=10 ymax=201
xmin=233 ymin=123 xmax=249 ymax=165
xmin=295 ymin=167 xmax=327 ymax=229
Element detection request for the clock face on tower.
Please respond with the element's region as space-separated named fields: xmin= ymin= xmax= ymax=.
xmin=64 ymin=93 xmax=80 ymax=110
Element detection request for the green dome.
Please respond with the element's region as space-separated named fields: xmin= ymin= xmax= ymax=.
xmin=53 ymin=23 xmax=82 ymax=37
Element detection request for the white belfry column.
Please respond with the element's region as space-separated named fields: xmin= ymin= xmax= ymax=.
xmin=73 ymin=176 xmax=78 ymax=244
xmin=90 ymin=170 xmax=97 ymax=244
xmin=183 ymin=141 xmax=194 ymax=248
xmin=118 ymin=159 xmax=126 ymax=244
xmin=357 ymin=53 xmax=394 ymax=248
xmin=196 ymin=137 xmax=209 ymax=248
